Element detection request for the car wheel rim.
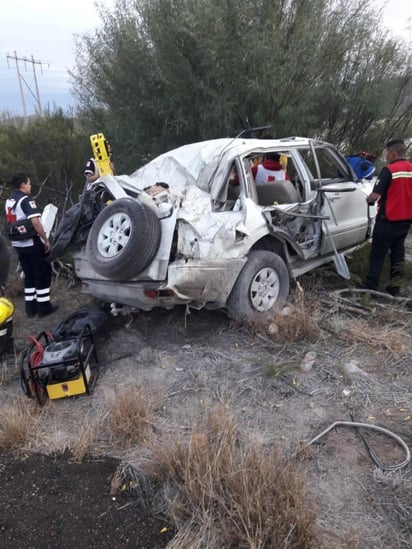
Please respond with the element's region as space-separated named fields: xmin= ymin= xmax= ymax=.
xmin=97 ymin=212 xmax=132 ymax=257
xmin=250 ymin=267 xmax=280 ymax=311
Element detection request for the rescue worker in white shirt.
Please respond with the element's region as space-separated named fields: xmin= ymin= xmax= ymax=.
xmin=365 ymin=139 xmax=412 ymax=295
xmin=252 ymin=153 xmax=287 ymax=184
xmin=5 ymin=173 xmax=58 ymax=317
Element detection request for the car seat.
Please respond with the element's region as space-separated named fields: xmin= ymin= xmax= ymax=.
xmin=256 ymin=181 xmax=300 ymax=206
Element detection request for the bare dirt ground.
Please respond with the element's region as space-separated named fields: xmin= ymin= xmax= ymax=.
xmin=1 ymin=238 xmax=411 ymax=548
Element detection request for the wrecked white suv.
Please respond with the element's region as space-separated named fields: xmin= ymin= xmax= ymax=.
xmin=64 ymin=137 xmax=375 ymax=321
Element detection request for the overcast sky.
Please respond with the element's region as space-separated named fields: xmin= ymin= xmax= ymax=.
xmin=1 ymin=0 xmax=411 ymax=116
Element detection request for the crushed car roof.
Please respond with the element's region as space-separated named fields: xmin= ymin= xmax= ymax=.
xmin=126 ymin=137 xmax=314 ymax=193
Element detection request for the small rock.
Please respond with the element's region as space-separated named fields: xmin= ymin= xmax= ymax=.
xmin=300 ymin=351 xmax=316 ymax=372
xmin=343 ymin=360 xmax=366 ymax=375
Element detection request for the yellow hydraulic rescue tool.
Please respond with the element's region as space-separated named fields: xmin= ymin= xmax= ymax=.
xmin=90 ymin=133 xmax=114 ymax=176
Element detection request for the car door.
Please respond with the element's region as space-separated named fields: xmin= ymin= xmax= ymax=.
xmin=297 ymin=143 xmax=370 ymax=254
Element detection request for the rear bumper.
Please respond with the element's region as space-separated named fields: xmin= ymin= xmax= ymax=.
xmin=79 ymin=258 xmax=247 ymax=311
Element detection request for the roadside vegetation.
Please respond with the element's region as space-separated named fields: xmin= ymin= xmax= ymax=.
xmin=71 ymin=0 xmax=412 ymax=170
xmin=0 ymin=110 xmax=89 ymax=212
xmin=148 ymin=410 xmax=318 ymax=548
xmin=0 ymin=399 xmax=42 ymax=453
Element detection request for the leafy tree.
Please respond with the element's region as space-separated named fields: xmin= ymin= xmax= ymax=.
xmin=71 ymin=0 xmax=412 ymax=169
xmin=0 ymin=110 xmax=90 ymax=211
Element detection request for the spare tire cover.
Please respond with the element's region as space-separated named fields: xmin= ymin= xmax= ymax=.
xmin=86 ymin=198 xmax=161 ymax=280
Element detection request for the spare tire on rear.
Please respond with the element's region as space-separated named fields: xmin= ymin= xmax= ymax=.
xmin=86 ymin=198 xmax=161 ymax=280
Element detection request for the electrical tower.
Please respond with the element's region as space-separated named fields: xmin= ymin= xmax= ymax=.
xmin=6 ymin=52 xmax=48 ymax=117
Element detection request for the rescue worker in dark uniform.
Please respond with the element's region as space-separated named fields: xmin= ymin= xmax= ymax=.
xmin=84 ymin=153 xmax=114 ymax=190
xmin=84 ymin=157 xmax=99 ymax=190
xmin=5 ymin=173 xmax=58 ymax=317
xmin=365 ymin=139 xmax=412 ymax=295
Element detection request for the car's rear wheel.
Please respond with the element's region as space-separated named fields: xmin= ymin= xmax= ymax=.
xmin=227 ymin=250 xmax=289 ymax=322
xmin=86 ymin=198 xmax=161 ymax=280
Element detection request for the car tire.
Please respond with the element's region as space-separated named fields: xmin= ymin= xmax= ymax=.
xmin=86 ymin=198 xmax=161 ymax=280
xmin=227 ymin=250 xmax=289 ymax=322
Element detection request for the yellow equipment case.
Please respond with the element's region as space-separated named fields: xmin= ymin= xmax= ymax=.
xmin=20 ymin=325 xmax=98 ymax=405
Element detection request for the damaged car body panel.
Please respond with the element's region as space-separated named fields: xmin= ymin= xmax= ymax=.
xmin=59 ymin=137 xmax=375 ymax=321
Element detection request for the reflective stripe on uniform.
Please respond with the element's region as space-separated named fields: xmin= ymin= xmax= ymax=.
xmin=24 ymin=287 xmax=36 ymax=302
xmin=36 ymin=287 xmax=50 ymax=302
xmin=391 ymin=172 xmax=412 ymax=180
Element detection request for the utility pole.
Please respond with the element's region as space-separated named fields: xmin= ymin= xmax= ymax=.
xmin=31 ymin=55 xmax=42 ymax=115
xmin=6 ymin=52 xmax=48 ymax=117
xmin=9 ymin=51 xmax=27 ymax=118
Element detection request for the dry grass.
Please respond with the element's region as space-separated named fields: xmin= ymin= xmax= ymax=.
xmin=137 ymin=346 xmax=163 ymax=368
xmin=368 ymin=469 xmax=412 ymax=546
xmin=71 ymin=416 xmax=101 ymax=462
xmin=368 ymin=302 xmax=412 ymax=328
xmin=0 ymin=398 xmax=41 ymax=452
xmin=149 ymin=409 xmax=318 ymax=548
xmin=244 ymin=286 xmax=321 ymax=344
xmin=265 ymin=287 xmax=321 ymax=343
xmin=335 ymin=318 xmax=408 ymax=359
xmin=104 ymin=382 xmax=160 ymax=448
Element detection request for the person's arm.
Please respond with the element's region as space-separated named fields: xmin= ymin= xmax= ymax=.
xmin=21 ymin=196 xmax=51 ymax=251
xmin=366 ymin=166 xmax=391 ymax=204
xmin=366 ymin=191 xmax=381 ymax=205
xmin=31 ymin=217 xmax=51 ymax=252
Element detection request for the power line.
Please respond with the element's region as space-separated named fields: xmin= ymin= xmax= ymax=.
xmin=6 ymin=52 xmax=49 ymax=118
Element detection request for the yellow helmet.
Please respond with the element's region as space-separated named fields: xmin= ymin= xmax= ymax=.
xmin=0 ymin=297 xmax=14 ymax=324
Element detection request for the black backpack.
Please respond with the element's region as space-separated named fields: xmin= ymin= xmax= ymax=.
xmin=51 ymin=305 xmax=109 ymax=340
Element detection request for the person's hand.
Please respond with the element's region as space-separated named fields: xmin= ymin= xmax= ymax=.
xmin=43 ymin=238 xmax=51 ymax=253
xmin=366 ymin=191 xmax=380 ymax=205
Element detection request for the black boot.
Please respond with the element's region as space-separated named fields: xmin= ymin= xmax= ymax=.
xmin=25 ymin=301 xmax=38 ymax=318
xmin=38 ymin=303 xmax=59 ymax=317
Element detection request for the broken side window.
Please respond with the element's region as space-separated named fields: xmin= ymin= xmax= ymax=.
xmin=299 ymin=147 xmax=351 ymax=189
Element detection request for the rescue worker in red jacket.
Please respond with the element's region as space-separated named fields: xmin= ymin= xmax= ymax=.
xmin=365 ymin=139 xmax=412 ymax=295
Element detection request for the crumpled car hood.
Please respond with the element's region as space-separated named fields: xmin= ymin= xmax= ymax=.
xmin=129 ymin=139 xmax=233 ymax=194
